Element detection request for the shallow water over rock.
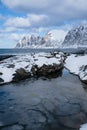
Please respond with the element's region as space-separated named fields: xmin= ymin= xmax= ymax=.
xmin=0 ymin=69 xmax=87 ymax=130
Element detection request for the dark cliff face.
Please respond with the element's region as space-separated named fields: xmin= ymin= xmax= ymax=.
xmin=62 ymin=25 xmax=87 ymax=47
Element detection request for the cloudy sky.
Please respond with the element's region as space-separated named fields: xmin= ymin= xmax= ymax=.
xmin=0 ymin=0 xmax=87 ymax=48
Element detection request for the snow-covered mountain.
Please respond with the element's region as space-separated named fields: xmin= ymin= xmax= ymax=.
xmin=62 ymin=25 xmax=87 ymax=48
xmin=16 ymin=30 xmax=67 ymax=48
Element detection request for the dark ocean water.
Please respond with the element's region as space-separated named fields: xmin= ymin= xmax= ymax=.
xmin=0 ymin=48 xmax=58 ymax=55
xmin=0 ymin=48 xmax=87 ymax=55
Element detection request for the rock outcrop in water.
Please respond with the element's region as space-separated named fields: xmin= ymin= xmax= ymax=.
xmin=31 ymin=63 xmax=63 ymax=78
xmin=0 ymin=55 xmax=14 ymax=61
xmin=0 ymin=52 xmax=66 ymax=84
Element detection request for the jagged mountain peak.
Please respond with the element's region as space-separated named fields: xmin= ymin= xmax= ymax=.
xmin=16 ymin=29 xmax=67 ymax=48
xmin=62 ymin=24 xmax=87 ymax=47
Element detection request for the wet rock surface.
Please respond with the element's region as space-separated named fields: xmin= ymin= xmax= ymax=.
xmin=31 ymin=63 xmax=63 ymax=78
xmin=12 ymin=68 xmax=31 ymax=82
xmin=79 ymin=65 xmax=87 ymax=84
xmin=0 ymin=78 xmax=4 ymax=83
xmin=0 ymin=71 xmax=87 ymax=130
xmin=0 ymin=55 xmax=14 ymax=61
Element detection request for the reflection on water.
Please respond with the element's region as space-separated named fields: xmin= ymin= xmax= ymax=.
xmin=62 ymin=68 xmax=70 ymax=75
xmin=0 ymin=70 xmax=87 ymax=130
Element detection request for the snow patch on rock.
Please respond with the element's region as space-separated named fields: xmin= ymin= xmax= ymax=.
xmin=79 ymin=123 xmax=87 ymax=130
xmin=65 ymin=54 xmax=87 ymax=83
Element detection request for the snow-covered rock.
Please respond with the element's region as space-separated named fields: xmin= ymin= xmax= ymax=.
xmin=0 ymin=52 xmax=65 ymax=84
xmin=62 ymin=25 xmax=87 ymax=48
xmin=79 ymin=123 xmax=87 ymax=130
xmin=65 ymin=54 xmax=87 ymax=83
xmin=16 ymin=30 xmax=67 ymax=48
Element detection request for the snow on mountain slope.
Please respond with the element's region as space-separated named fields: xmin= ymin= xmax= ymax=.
xmin=16 ymin=30 xmax=67 ymax=48
xmin=62 ymin=25 xmax=87 ymax=48
xmin=48 ymin=29 xmax=67 ymax=41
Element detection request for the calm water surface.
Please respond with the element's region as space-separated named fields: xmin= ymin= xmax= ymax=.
xmin=0 ymin=69 xmax=87 ymax=130
xmin=0 ymin=48 xmax=87 ymax=130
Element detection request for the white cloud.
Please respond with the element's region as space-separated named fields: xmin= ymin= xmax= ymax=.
xmin=1 ymin=0 xmax=87 ymax=26
xmin=10 ymin=33 xmax=25 ymax=41
xmin=28 ymin=14 xmax=48 ymax=26
xmin=0 ymin=32 xmax=27 ymax=43
xmin=0 ymin=27 xmax=17 ymax=33
xmin=1 ymin=0 xmax=49 ymax=10
xmin=5 ymin=17 xmax=31 ymax=28
xmin=4 ymin=14 xmax=48 ymax=28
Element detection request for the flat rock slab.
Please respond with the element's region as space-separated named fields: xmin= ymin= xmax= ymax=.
xmin=0 ymin=55 xmax=14 ymax=61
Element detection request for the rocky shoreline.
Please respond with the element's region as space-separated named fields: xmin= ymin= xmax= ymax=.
xmin=0 ymin=55 xmax=14 ymax=61
xmin=0 ymin=51 xmax=87 ymax=85
xmin=65 ymin=54 xmax=87 ymax=84
xmin=0 ymin=51 xmax=87 ymax=130
xmin=0 ymin=52 xmax=66 ymax=84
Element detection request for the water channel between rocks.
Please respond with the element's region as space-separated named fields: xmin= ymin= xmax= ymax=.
xmin=0 ymin=68 xmax=87 ymax=130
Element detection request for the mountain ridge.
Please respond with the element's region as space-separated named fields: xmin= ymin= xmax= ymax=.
xmin=16 ymin=30 xmax=67 ymax=48
xmin=62 ymin=25 xmax=87 ymax=47
xmin=16 ymin=25 xmax=87 ymax=48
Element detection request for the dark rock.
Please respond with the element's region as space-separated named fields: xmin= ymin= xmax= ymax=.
xmin=12 ymin=68 xmax=31 ymax=82
xmin=0 ymin=55 xmax=14 ymax=61
xmin=0 ymin=72 xmax=3 ymax=75
xmin=79 ymin=65 xmax=87 ymax=84
xmin=31 ymin=63 xmax=63 ymax=78
xmin=81 ymin=79 xmax=87 ymax=84
xmin=0 ymin=78 xmax=4 ymax=83
xmin=7 ymin=64 xmax=15 ymax=68
xmin=31 ymin=65 xmax=38 ymax=75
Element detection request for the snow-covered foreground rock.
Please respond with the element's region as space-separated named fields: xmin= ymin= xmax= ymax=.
xmin=65 ymin=54 xmax=87 ymax=83
xmin=79 ymin=123 xmax=87 ymax=130
xmin=0 ymin=52 xmax=65 ymax=84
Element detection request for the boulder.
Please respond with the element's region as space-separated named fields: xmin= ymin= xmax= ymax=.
xmin=0 ymin=78 xmax=4 ymax=83
xmin=82 ymin=79 xmax=87 ymax=84
xmin=31 ymin=65 xmax=38 ymax=75
xmin=7 ymin=64 xmax=15 ymax=68
xmin=31 ymin=63 xmax=63 ymax=78
xmin=12 ymin=68 xmax=31 ymax=82
xmin=79 ymin=65 xmax=87 ymax=84
xmin=0 ymin=72 xmax=3 ymax=75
